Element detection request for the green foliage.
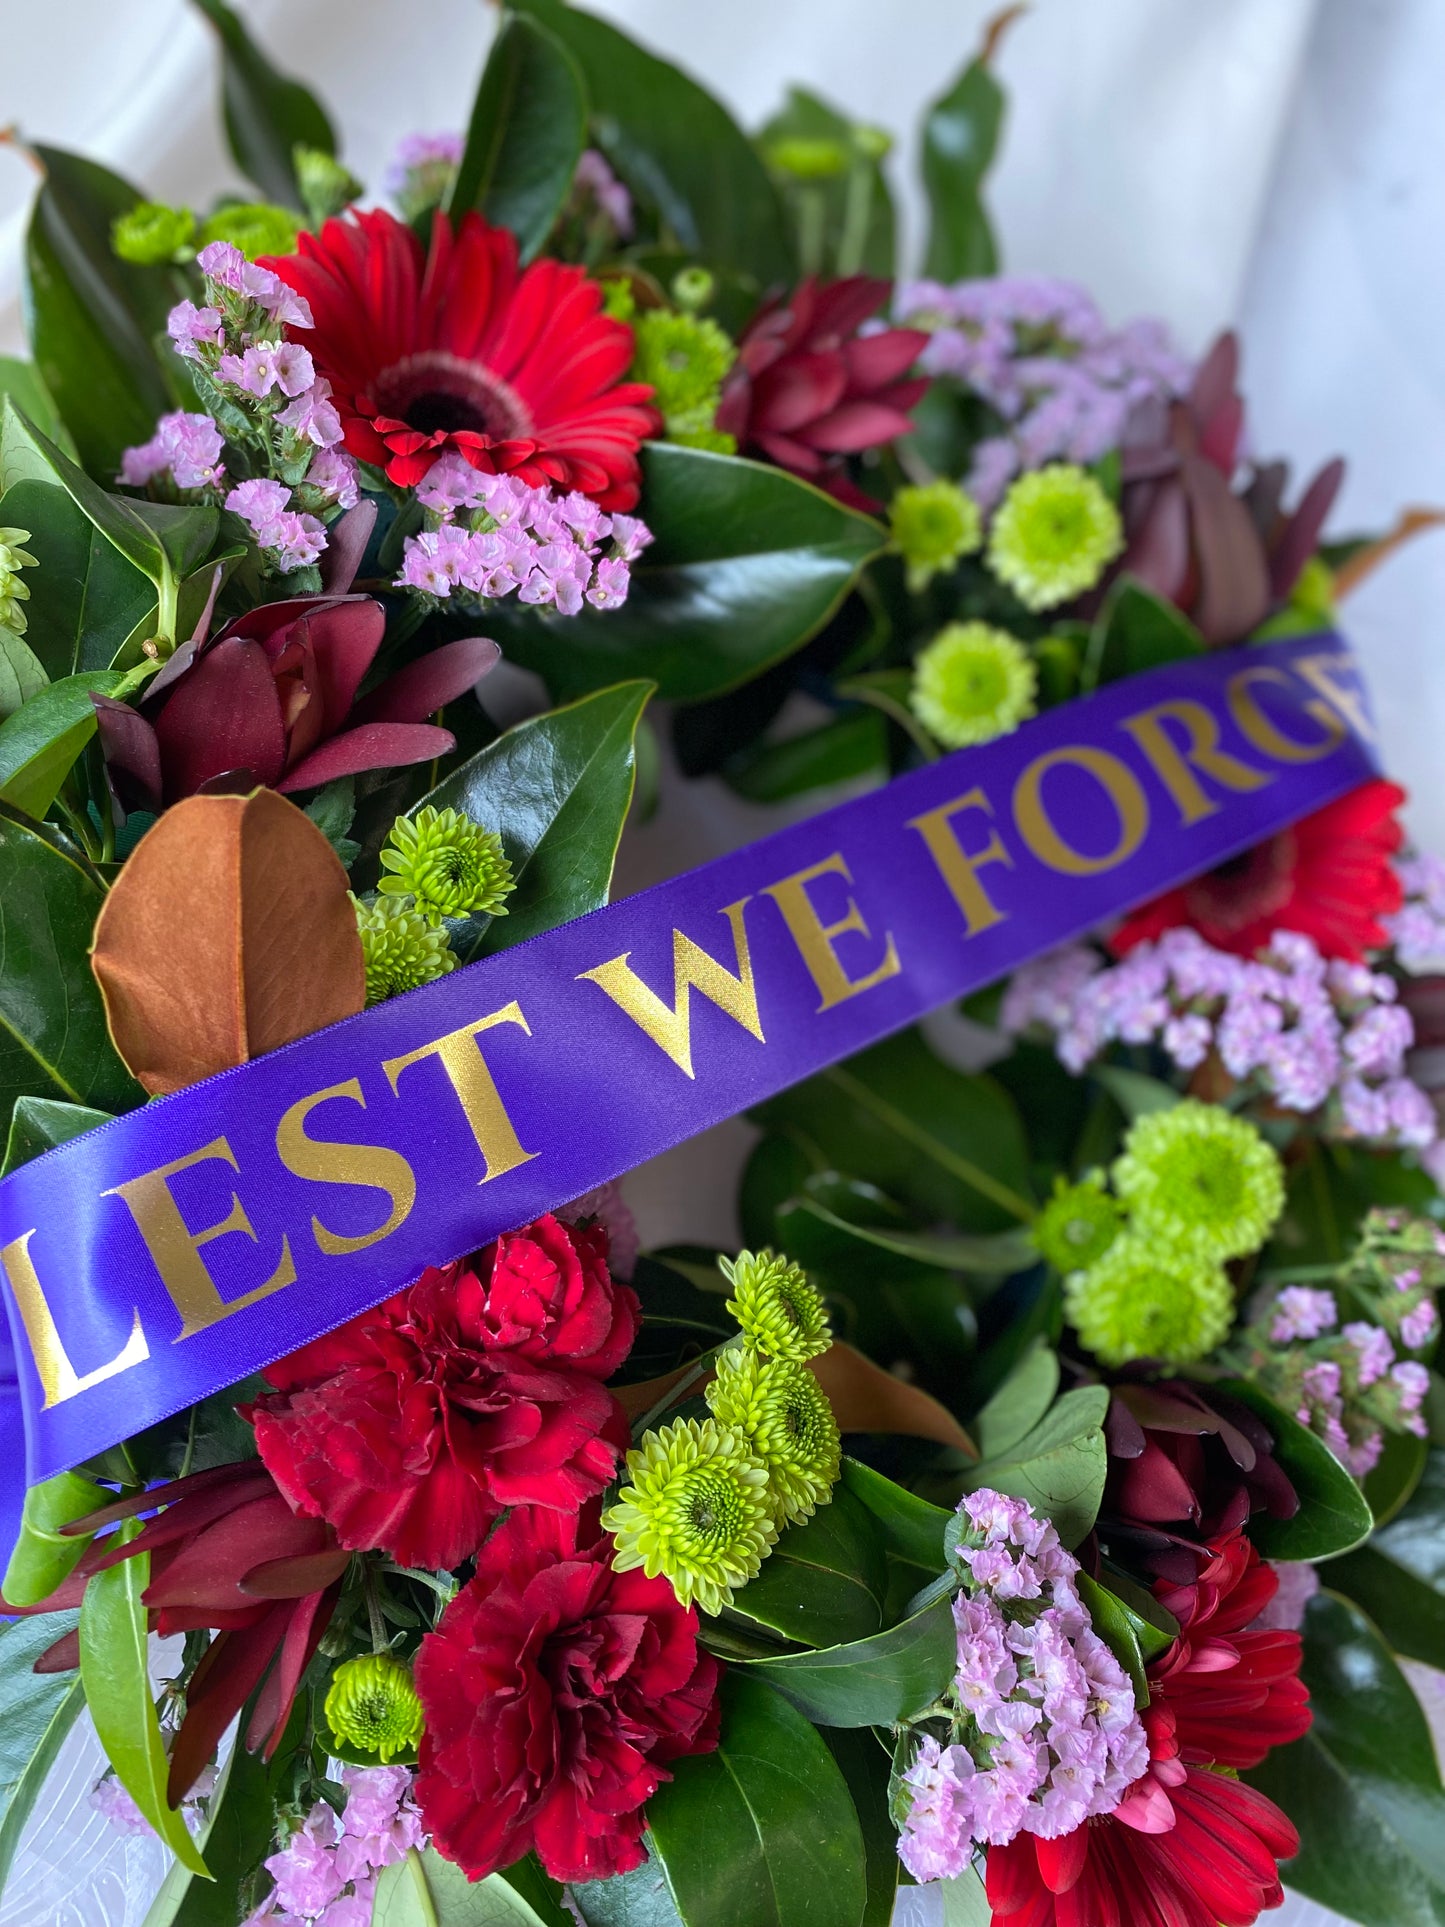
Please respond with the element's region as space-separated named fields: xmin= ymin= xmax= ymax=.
xmin=822 ymin=1726 xmax=903 ymax=1926
xmin=138 ymin=1741 xmax=273 ymax=1927
xmin=414 ymin=680 xmax=653 ymax=958
xmin=486 ymin=445 xmax=884 ymax=703
xmin=191 ymin=0 xmax=337 ymax=207
xmin=727 ymin=1483 xmax=889 ymax=1648
xmin=448 ymin=13 xmax=587 ymax=261
xmin=724 ymin=711 xmax=886 ymax=805
xmin=1249 ymin=1592 xmax=1445 ymax=1927
xmin=1331 ymin=1448 xmax=1445 ymax=1669
xmin=758 ymin=88 xmax=896 ymax=280
xmin=0 ymin=669 xmax=127 ymax=818
xmin=2 ymin=1096 xmax=113 ymax=1174
xmin=1219 ymin=1379 xmax=1373 ymax=1561
xmin=0 ymin=480 xmax=158 ymax=678
xmin=1 ymin=1469 xmax=103 ymax=1607
xmin=920 ymin=34 xmax=1007 ymax=279
xmin=373 ymin=1846 xmax=571 ymax=1925
xmin=970 ymin=1339 xmax=1059 ymax=1459
xmin=738 ymin=1592 xmax=956 ymax=1728
xmin=1082 ymin=577 xmax=1207 ymax=690
xmin=0 ymin=1613 xmax=86 ymax=1895
xmin=957 ymin=1385 xmax=1109 ymax=1548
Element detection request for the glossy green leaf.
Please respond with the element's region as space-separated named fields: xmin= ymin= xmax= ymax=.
xmin=1089 ymin=1064 xmax=1182 ymax=1121
xmin=754 ymin=1028 xmax=1035 ymax=1232
xmin=724 ymin=709 xmax=887 ymax=804
xmin=786 ymin=1180 xmax=1034 ymax=1277
xmin=960 ymin=1385 xmax=1109 ymax=1548
xmin=938 ymin=1868 xmax=991 ymax=1925
xmin=415 ymin=679 xmax=652 ymax=955
xmin=573 ymin=1851 xmax=684 ymax=1927
xmin=0 ymin=358 xmax=68 ymax=448
xmin=139 ymin=1739 xmax=271 ymax=1927
xmin=486 ymin=445 xmax=884 ymax=703
xmin=972 ymin=1341 xmax=1060 ymax=1460
xmin=920 ymin=41 xmax=1005 ymax=280
xmin=23 ymin=148 xmax=178 ymax=476
xmin=2 ymin=1469 xmax=103 ymax=1608
xmin=0 ymin=669 xmax=125 ymax=818
xmin=1331 ymin=1448 xmax=1445 ymax=1669
xmin=822 ymin=1726 xmax=900 ymax=1926
xmin=448 ymin=13 xmax=587 ymax=260
xmin=0 ymin=1611 xmax=86 ymax=1895
xmin=758 ymin=87 xmax=896 ymax=280
xmin=1219 ymin=1379 xmax=1373 ymax=1560
xmin=0 ymin=479 xmax=158 ymax=677
xmin=738 ymin=1592 xmax=955 ymax=1728
xmin=3 ymin=1095 xmax=113 ymax=1174
xmin=1076 ymin=1572 xmax=1173 ymax=1709
xmin=1250 ymin=1592 xmax=1445 ymax=1927
xmin=1363 ymin=1428 xmax=1428 ymax=1529
xmin=0 ymin=630 xmax=48 ymax=722
xmin=510 ymin=0 xmax=792 ymax=284
xmin=0 ymin=806 xmax=144 ymax=1118
xmin=80 ymin=1524 xmax=209 ymax=1875
xmin=374 ymin=1845 xmax=565 ymax=1925
xmin=191 ymin=0 xmax=337 ymax=205
xmin=839 ymin=1459 xmax=951 ymax=1578
xmin=728 ymin=1484 xmax=888 ymax=1648
xmin=645 ymin=1672 xmax=866 ymax=1927
xmin=1083 ymin=577 xmax=1207 ymax=691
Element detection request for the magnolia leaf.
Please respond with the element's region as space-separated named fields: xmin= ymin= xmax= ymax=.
xmin=3 ymin=1095 xmax=113 ymax=1175
xmin=838 ymin=1459 xmax=951 ymax=1578
xmin=1332 ymin=508 xmax=1445 ymax=599
xmin=91 ymin=789 xmax=365 ymax=1095
xmin=822 ymin=1727 xmax=901 ymax=1926
xmin=811 ymin=1342 xmax=976 ymax=1453
xmin=737 ymin=1592 xmax=956 ymax=1728
xmin=728 ymin=1484 xmax=889 ymax=1649
xmin=373 ymin=1845 xmax=567 ymax=1925
xmin=1218 ymin=1379 xmax=1372 ymax=1561
xmin=191 ymin=0 xmax=337 ymax=206
xmin=80 ymin=1525 xmax=209 ymax=1876
xmin=0 ymin=1612 xmax=87 ymax=1894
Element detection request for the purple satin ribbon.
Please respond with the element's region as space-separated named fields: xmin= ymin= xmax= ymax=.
xmin=0 ymin=633 xmax=1380 ymax=1508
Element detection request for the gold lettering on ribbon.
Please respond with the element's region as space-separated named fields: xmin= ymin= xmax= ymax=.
xmin=577 ymin=899 xmax=765 ymax=1078
xmin=1012 ymin=746 xmax=1149 ymax=875
xmin=382 ymin=1003 xmax=536 ymax=1184
xmin=103 ymin=1138 xmax=296 ymax=1342
xmin=1119 ymin=697 xmax=1272 ymax=827
xmin=763 ymin=852 xmax=901 ymax=1013
xmin=1227 ymin=665 xmax=1348 ymax=763
xmin=1291 ymin=650 xmax=1376 ymax=745
xmin=1 ymin=1230 xmax=150 ymax=1407
xmin=907 ymin=787 xmax=1014 ymax=937
xmin=275 ymin=1078 xmax=417 ymax=1256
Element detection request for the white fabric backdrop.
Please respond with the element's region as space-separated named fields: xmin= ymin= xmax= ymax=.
xmin=2 ymin=4 xmax=1442 ymax=1924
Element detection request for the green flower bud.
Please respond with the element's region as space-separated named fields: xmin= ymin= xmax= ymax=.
xmin=353 ymin=894 xmax=455 ymax=1005
xmin=377 ymin=806 xmax=514 ymax=926
xmin=111 ymin=201 xmax=196 ymax=266
xmin=719 ymin=1249 xmax=831 ymax=1362
xmin=850 ymin=123 xmax=893 ymax=163
xmin=670 ymin=266 xmax=717 ymax=313
xmin=324 ymin=1653 xmax=424 ymax=1763
xmin=767 ymin=136 xmax=850 ymax=181
xmin=706 ymin=1349 xmax=840 ymax=1526
xmin=293 ymin=144 xmax=363 ymax=226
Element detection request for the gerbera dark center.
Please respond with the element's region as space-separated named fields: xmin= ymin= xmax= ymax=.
xmin=1185 ymin=829 xmax=1297 ymax=935
xmin=374 ymin=350 xmax=534 ymax=441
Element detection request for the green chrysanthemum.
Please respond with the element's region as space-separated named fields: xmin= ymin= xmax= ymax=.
xmin=323 ymin=1653 xmax=424 ymax=1764
xmin=111 ymin=201 xmax=196 ymax=266
xmin=889 ymin=480 xmax=983 ymax=592
xmin=910 ymin=621 xmax=1038 ymax=749
xmin=987 ymin=464 xmax=1123 ymax=611
xmin=294 ymin=146 xmax=363 ymax=225
xmin=632 ymin=310 xmax=737 ymax=452
xmin=199 ymin=202 xmax=302 ymax=261
xmin=603 ymin=1417 xmax=776 ymax=1615
xmin=378 ymin=806 xmax=515 ymax=925
xmin=670 ymin=266 xmax=716 ymax=314
xmin=1033 ymin=1175 xmax=1123 ymax=1274
xmin=354 ymin=894 xmax=455 ymax=1005
xmin=1112 ymin=1101 xmax=1285 ymax=1261
xmin=706 ymin=1349 xmax=841 ymax=1526
xmin=1064 ymin=1232 xmax=1235 ymax=1367
xmin=719 ymin=1249 xmax=831 ymax=1362
xmin=0 ymin=528 xmax=37 ymax=637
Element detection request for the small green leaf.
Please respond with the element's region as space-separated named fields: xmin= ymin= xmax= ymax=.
xmin=0 ymin=669 xmax=126 ymax=818
xmin=1083 ymin=577 xmax=1207 ymax=691
xmin=960 ymin=1385 xmax=1109 ymax=1548
xmin=1219 ymin=1379 xmax=1373 ymax=1560
xmin=3 ymin=1095 xmax=114 ymax=1174
xmin=486 ymin=445 xmax=884 ymax=704
xmin=2 ymin=1469 xmax=103 ymax=1607
xmin=1076 ymin=1572 xmax=1175 ymax=1709
xmin=0 ymin=629 xmax=48 ymax=721
xmin=920 ymin=41 xmax=1006 ymax=280
xmin=0 ymin=1612 xmax=87 ymax=1894
xmin=1331 ymin=1447 xmax=1445 ymax=1669
xmin=739 ymin=1592 xmax=956 ymax=1728
xmin=79 ymin=1524 xmax=209 ymax=1875
xmin=972 ymin=1341 xmax=1060 ymax=1460
xmin=447 ymin=14 xmax=587 ymax=261
xmin=724 ymin=710 xmax=887 ymax=805
xmin=373 ymin=1844 xmax=575 ymax=1924
xmin=191 ymin=0 xmax=337 ymax=205
xmin=1249 ymin=1592 xmax=1445 ymax=1927
xmin=645 ymin=1672 xmax=866 ymax=1927
xmin=416 ymin=680 xmax=652 ymax=955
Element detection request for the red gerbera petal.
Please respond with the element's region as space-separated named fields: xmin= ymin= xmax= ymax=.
xmin=262 ymin=210 xmax=657 ymax=509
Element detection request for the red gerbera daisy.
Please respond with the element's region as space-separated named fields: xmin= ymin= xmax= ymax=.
xmin=1111 ymin=777 xmax=1406 ymax=962
xmin=263 ymin=209 xmax=657 ymax=506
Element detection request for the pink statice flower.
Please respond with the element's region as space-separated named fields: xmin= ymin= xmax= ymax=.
xmin=218 ymin=339 xmax=316 ymax=399
xmin=119 ymin=410 xmax=226 ymax=492
xmin=1269 ymin=1287 xmax=1338 ymax=1344
xmin=574 ymin=148 xmax=634 ymax=236
xmin=90 ymin=1773 xmax=154 ymax=1837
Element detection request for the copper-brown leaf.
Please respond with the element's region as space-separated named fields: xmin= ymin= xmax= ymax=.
xmin=91 ymin=789 xmax=365 ymax=1095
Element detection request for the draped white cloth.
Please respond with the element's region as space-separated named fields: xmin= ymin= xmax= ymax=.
xmin=0 ymin=4 xmax=1441 ymax=1923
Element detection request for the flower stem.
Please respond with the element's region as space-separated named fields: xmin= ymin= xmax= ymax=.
xmin=837 ymin=160 xmax=874 ymax=277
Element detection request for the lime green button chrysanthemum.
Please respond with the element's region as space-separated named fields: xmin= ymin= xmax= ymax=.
xmin=707 ymin=1350 xmax=841 ymax=1526
xmin=378 ymin=806 xmax=515 ymax=926
xmin=1033 ymin=1175 xmax=1123 ymax=1274
xmin=1112 ymin=1101 xmax=1285 ymax=1261
xmin=111 ymin=201 xmax=196 ymax=266
xmin=603 ymin=1417 xmax=776 ymax=1616
xmin=0 ymin=527 xmax=38 ymax=637
xmin=910 ymin=621 xmax=1038 ymax=749
xmin=987 ymin=464 xmax=1123 ymax=611
xmin=324 ymin=1653 xmax=424 ymax=1763
xmin=354 ymin=894 xmax=455 ymax=1005
xmin=632 ymin=310 xmax=737 ymax=420
xmin=198 ymin=202 xmax=302 ymax=260
xmin=1064 ymin=1233 xmax=1235 ymax=1367
xmin=720 ymin=1249 xmax=831 ymax=1362
xmin=890 ymin=480 xmax=982 ymax=592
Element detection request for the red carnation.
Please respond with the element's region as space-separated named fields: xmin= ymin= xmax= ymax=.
xmin=714 ymin=275 xmax=927 ymax=508
xmin=1111 ymin=778 xmax=1407 ymax=963
xmin=986 ymin=1528 xmax=1306 ymax=1927
xmin=263 ymin=209 xmax=656 ymax=505
xmin=414 ymin=1506 xmax=720 ymax=1884
xmin=249 ymin=1216 xmax=639 ymax=1569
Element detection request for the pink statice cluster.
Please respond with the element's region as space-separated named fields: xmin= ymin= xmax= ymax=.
xmin=897 ymin=1489 xmax=1147 ymax=1882
xmin=120 ymin=242 xmax=359 ymax=576
xmin=1001 ymin=926 xmax=1439 ymax=1158
xmin=893 ymin=275 xmax=1190 ymax=509
xmin=394 ymin=451 xmax=651 ymax=613
xmin=1385 ymin=853 xmax=1445 ymax=973
xmin=91 ymin=1764 xmax=214 ymax=1838
xmin=246 ymin=1767 xmax=424 ymax=1927
xmin=573 ymin=148 xmax=634 ymax=237
xmin=386 ymin=131 xmax=464 ymax=215
xmin=1246 ymin=1208 xmax=1443 ymax=1478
